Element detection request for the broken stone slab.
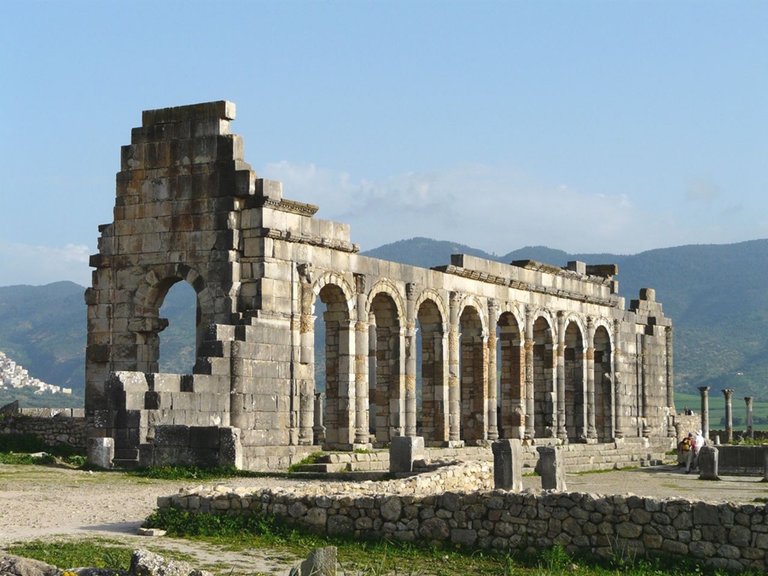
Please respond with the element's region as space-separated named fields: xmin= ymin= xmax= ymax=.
xmin=536 ymin=445 xmax=567 ymax=491
xmin=389 ymin=436 xmax=425 ymax=473
xmin=290 ymin=547 xmax=338 ymax=576
xmin=87 ymin=437 xmax=115 ymax=469
xmin=492 ymin=439 xmax=523 ymax=491
xmin=698 ymin=445 xmax=720 ymax=481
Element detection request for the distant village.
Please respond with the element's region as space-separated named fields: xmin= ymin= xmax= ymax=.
xmin=0 ymin=350 xmax=72 ymax=396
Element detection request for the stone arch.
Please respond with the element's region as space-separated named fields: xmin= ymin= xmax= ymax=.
xmin=132 ymin=263 xmax=213 ymax=374
xmin=312 ymin=272 xmax=355 ymax=313
xmin=459 ymin=301 xmax=487 ymax=443
xmin=496 ymin=308 xmax=524 ymax=439
xmin=532 ymin=313 xmax=555 ymax=438
xmin=365 ymin=279 xmax=406 ymax=320
xmin=368 ymin=288 xmax=404 ymax=444
xmin=313 ymin=280 xmax=355 ymax=447
xmin=563 ymin=317 xmax=586 ymax=441
xmin=416 ymin=296 xmax=447 ymax=444
xmin=594 ymin=322 xmax=614 ymax=442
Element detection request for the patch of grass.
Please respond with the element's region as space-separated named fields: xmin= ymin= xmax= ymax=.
xmin=128 ymin=465 xmax=272 ymax=481
xmin=5 ymin=539 xmax=132 ymax=570
xmin=287 ymin=451 xmax=325 ymax=473
xmin=0 ymin=434 xmax=86 ymax=467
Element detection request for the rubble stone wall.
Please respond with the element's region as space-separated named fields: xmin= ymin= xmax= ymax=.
xmin=160 ymin=471 xmax=768 ymax=573
xmin=0 ymin=408 xmax=86 ymax=449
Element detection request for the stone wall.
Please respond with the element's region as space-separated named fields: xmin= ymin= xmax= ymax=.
xmin=160 ymin=466 xmax=768 ymax=572
xmin=0 ymin=407 xmax=86 ymax=449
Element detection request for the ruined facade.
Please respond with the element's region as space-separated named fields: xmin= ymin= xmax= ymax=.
xmin=85 ymin=101 xmax=676 ymax=470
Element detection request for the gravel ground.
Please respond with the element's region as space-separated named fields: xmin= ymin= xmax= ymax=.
xmin=2 ymin=462 xmax=767 ymax=574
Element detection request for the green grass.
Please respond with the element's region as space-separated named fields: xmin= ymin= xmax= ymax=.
xmin=0 ymin=433 xmax=86 ymax=467
xmin=5 ymin=539 xmax=133 ymax=571
xmin=127 ymin=464 xmax=273 ymax=481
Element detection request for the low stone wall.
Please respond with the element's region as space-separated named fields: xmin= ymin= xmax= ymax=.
xmin=158 ymin=463 xmax=768 ymax=573
xmin=0 ymin=407 xmax=86 ymax=449
xmin=716 ymin=445 xmax=768 ymax=476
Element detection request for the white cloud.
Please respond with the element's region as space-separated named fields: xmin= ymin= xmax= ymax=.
xmin=260 ymin=160 xmax=684 ymax=255
xmin=0 ymin=241 xmax=91 ymax=287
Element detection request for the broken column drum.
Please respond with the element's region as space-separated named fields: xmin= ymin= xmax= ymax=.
xmin=84 ymin=101 xmax=676 ymax=470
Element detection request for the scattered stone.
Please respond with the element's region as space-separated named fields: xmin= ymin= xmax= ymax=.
xmin=129 ymin=549 xmax=212 ymax=576
xmin=136 ymin=527 xmax=167 ymax=537
xmin=292 ymin=547 xmax=338 ymax=576
xmin=0 ymin=554 xmax=59 ymax=576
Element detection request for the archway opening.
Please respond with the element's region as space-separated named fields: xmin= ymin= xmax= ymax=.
xmin=564 ymin=321 xmax=585 ymax=441
xmin=459 ymin=305 xmax=485 ymax=443
xmin=158 ymin=280 xmax=198 ymax=374
xmin=417 ymin=299 xmax=445 ymax=444
xmin=497 ymin=312 xmax=523 ymax=439
xmin=594 ymin=325 xmax=613 ymax=442
xmin=533 ymin=316 xmax=554 ymax=438
xmin=370 ymin=292 xmax=401 ymax=444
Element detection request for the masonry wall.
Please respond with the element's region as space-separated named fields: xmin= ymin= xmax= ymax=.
xmin=160 ymin=475 xmax=768 ymax=573
xmin=0 ymin=408 xmax=86 ymax=449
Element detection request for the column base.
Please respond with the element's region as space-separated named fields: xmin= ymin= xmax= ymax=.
xmin=352 ymin=442 xmax=373 ymax=452
xmin=447 ymin=440 xmax=465 ymax=448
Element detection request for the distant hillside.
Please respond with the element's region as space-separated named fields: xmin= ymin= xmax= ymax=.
xmin=1 ymin=238 xmax=767 ymax=405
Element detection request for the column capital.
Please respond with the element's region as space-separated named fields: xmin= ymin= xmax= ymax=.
xmin=354 ymin=273 xmax=367 ymax=294
xmin=698 ymin=386 xmax=711 ymax=393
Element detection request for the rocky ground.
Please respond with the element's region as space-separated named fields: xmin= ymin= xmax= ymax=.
xmin=2 ymin=462 xmax=767 ymax=575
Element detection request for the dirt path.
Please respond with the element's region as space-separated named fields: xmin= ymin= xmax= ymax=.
xmin=2 ymin=463 xmax=767 ymax=575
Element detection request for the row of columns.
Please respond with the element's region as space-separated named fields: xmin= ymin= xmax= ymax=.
xmin=299 ymin=274 xmax=628 ymax=448
xmin=697 ymin=386 xmax=754 ymax=442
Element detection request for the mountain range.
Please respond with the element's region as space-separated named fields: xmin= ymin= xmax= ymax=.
xmin=1 ymin=237 xmax=767 ymax=407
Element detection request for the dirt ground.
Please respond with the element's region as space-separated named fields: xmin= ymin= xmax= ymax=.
xmin=1 ymin=463 xmax=767 ymax=575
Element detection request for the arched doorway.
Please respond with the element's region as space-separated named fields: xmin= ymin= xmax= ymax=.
xmin=533 ymin=316 xmax=555 ymax=438
xmin=497 ymin=312 xmax=523 ymax=439
xmin=158 ymin=280 xmax=198 ymax=374
xmin=459 ymin=305 xmax=486 ymax=443
xmin=369 ymin=292 xmax=403 ymax=444
xmin=594 ymin=325 xmax=613 ymax=442
xmin=417 ymin=299 xmax=446 ymax=444
xmin=564 ymin=321 xmax=585 ymax=441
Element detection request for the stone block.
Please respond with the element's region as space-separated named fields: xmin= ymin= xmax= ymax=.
xmin=698 ymin=446 xmax=720 ymax=481
xmin=87 ymin=437 xmax=114 ymax=469
xmin=492 ymin=439 xmax=523 ymax=491
xmin=537 ymin=446 xmax=567 ymax=491
xmin=389 ymin=436 xmax=425 ymax=473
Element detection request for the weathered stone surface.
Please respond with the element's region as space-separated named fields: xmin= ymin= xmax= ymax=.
xmin=0 ymin=554 xmax=59 ymax=576
xmin=492 ymin=439 xmax=523 ymax=491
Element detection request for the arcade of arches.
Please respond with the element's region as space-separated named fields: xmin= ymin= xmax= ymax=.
xmin=85 ymin=102 xmax=675 ymax=470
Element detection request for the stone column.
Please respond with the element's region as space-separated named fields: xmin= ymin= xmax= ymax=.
xmin=585 ymin=317 xmax=597 ymax=440
xmin=404 ymin=283 xmax=418 ymax=437
xmin=313 ymin=392 xmax=326 ymax=445
xmin=487 ymin=299 xmax=499 ymax=441
xmin=745 ymin=396 xmax=754 ymax=440
xmin=353 ymin=274 xmax=370 ymax=446
xmin=298 ymin=264 xmax=315 ymax=446
xmin=448 ymin=292 xmax=462 ymax=444
xmin=492 ymin=439 xmax=523 ymax=491
xmin=723 ymin=388 xmax=734 ymax=444
xmin=524 ymin=306 xmax=535 ymax=440
xmin=556 ymin=311 xmax=567 ymax=441
xmin=698 ymin=386 xmax=710 ymax=440
xmin=536 ymin=446 xmax=567 ymax=491
xmin=612 ymin=319 xmax=624 ymax=439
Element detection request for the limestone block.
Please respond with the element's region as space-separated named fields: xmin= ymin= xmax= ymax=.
xmin=87 ymin=437 xmax=114 ymax=469
xmin=537 ymin=446 xmax=567 ymax=491
xmin=698 ymin=446 xmax=720 ymax=481
xmin=390 ymin=436 xmax=425 ymax=473
xmin=492 ymin=439 xmax=524 ymax=491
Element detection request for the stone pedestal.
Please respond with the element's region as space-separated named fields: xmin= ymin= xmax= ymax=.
xmin=698 ymin=445 xmax=720 ymax=481
xmin=389 ymin=436 xmax=425 ymax=473
xmin=536 ymin=446 xmax=566 ymax=491
xmin=492 ymin=439 xmax=523 ymax=491
xmin=87 ymin=437 xmax=114 ymax=469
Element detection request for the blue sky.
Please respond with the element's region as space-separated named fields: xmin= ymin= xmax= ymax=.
xmin=2 ymin=0 xmax=767 ymax=286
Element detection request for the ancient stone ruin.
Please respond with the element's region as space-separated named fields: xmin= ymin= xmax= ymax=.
xmin=85 ymin=101 xmax=675 ymax=470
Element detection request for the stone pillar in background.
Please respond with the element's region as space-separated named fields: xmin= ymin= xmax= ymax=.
xmin=745 ymin=396 xmax=754 ymax=440
xmin=723 ymin=388 xmax=734 ymax=444
xmin=612 ymin=319 xmax=624 ymax=439
xmin=404 ymin=283 xmax=417 ymax=438
xmin=537 ymin=446 xmax=567 ymax=491
xmin=448 ymin=292 xmax=462 ymax=444
xmin=492 ymin=439 xmax=523 ymax=491
xmin=354 ymin=274 xmax=370 ymax=446
xmin=556 ymin=311 xmax=567 ymax=441
xmin=313 ymin=392 xmax=326 ymax=446
xmin=487 ymin=299 xmax=499 ymax=441
xmin=524 ymin=306 xmax=535 ymax=440
xmin=698 ymin=386 xmax=710 ymax=441
xmin=697 ymin=445 xmax=720 ymax=481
